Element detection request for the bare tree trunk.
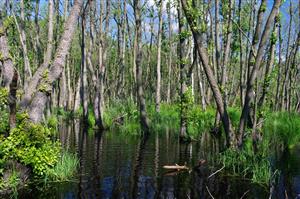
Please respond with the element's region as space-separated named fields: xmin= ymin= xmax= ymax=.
xmin=34 ymin=0 xmax=41 ymax=66
xmin=222 ymin=0 xmax=233 ymax=103
xmin=280 ymin=2 xmax=293 ymax=111
xmin=197 ymin=62 xmax=206 ymax=110
xmin=80 ymin=15 xmax=88 ymax=119
xmin=19 ymin=0 xmax=32 ymax=88
xmin=258 ymin=22 xmax=278 ymax=109
xmin=238 ymin=0 xmax=281 ymax=147
xmin=275 ymin=23 xmax=282 ymax=111
xmin=74 ymin=76 xmax=81 ymax=111
xmin=178 ymin=1 xmax=188 ymax=140
xmin=181 ymin=0 xmax=236 ymax=147
xmin=28 ymin=0 xmax=84 ymax=123
xmin=214 ymin=0 xmax=221 ymax=83
xmin=20 ymin=0 xmax=54 ymax=109
xmin=155 ymin=1 xmax=163 ymax=112
xmin=134 ymin=0 xmax=150 ymax=132
xmin=238 ymin=0 xmax=244 ymax=107
xmin=167 ymin=0 xmax=172 ymax=103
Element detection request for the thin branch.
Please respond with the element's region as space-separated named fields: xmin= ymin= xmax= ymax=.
xmin=231 ymin=18 xmax=257 ymax=58
xmin=206 ymin=186 xmax=215 ymax=199
xmin=208 ymin=164 xmax=225 ymax=179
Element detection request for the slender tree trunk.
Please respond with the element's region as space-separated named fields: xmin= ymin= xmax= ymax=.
xmin=214 ymin=0 xmax=221 ymax=83
xmin=34 ymin=0 xmax=41 ymax=66
xmin=275 ymin=22 xmax=282 ymax=111
xmin=155 ymin=1 xmax=163 ymax=112
xmin=19 ymin=0 xmax=32 ymax=88
xmin=133 ymin=0 xmax=150 ymax=132
xmin=197 ymin=61 xmax=206 ymax=110
xmin=167 ymin=0 xmax=172 ymax=103
xmin=181 ymin=0 xmax=236 ymax=147
xmin=80 ymin=15 xmax=88 ymax=119
xmin=258 ymin=22 xmax=278 ymax=109
xmin=178 ymin=1 xmax=188 ymax=140
xmin=238 ymin=0 xmax=281 ymax=147
xmin=238 ymin=0 xmax=244 ymax=107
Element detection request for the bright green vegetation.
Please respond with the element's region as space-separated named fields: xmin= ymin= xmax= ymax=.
xmin=45 ymin=152 xmax=79 ymax=182
xmin=217 ymin=111 xmax=300 ymax=185
xmin=0 ymin=109 xmax=78 ymax=194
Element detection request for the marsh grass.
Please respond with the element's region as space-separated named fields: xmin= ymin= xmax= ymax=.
xmin=46 ymin=152 xmax=79 ymax=182
xmin=218 ymin=148 xmax=271 ymax=185
xmin=263 ymin=112 xmax=300 ymax=149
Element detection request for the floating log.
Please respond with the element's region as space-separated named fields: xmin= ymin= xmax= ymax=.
xmin=163 ymin=164 xmax=189 ymax=171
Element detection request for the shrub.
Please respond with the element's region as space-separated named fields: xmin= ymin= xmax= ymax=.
xmin=0 ymin=113 xmax=61 ymax=176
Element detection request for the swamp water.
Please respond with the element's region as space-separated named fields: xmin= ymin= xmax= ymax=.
xmin=16 ymin=120 xmax=300 ymax=199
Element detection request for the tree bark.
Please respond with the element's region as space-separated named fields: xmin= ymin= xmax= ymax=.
xmin=181 ymin=0 xmax=236 ymax=147
xmin=20 ymin=0 xmax=54 ymax=109
xmin=28 ymin=0 xmax=84 ymax=123
xmin=237 ymin=0 xmax=281 ymax=147
xmin=155 ymin=0 xmax=163 ymax=112
xmin=167 ymin=0 xmax=172 ymax=103
xmin=133 ymin=0 xmax=150 ymax=132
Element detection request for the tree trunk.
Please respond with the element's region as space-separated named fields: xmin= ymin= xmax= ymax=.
xmin=238 ymin=0 xmax=281 ymax=147
xmin=80 ymin=15 xmax=88 ymax=119
xmin=28 ymin=0 xmax=84 ymax=123
xmin=178 ymin=1 xmax=188 ymax=140
xmin=19 ymin=0 xmax=32 ymax=88
xmin=134 ymin=0 xmax=150 ymax=132
xmin=155 ymin=1 xmax=163 ymax=112
xmin=181 ymin=0 xmax=236 ymax=147
xmin=167 ymin=0 xmax=172 ymax=103
xmin=20 ymin=0 xmax=54 ymax=109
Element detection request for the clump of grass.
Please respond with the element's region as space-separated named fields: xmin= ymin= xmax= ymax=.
xmin=46 ymin=152 xmax=79 ymax=182
xmin=218 ymin=148 xmax=271 ymax=184
xmin=263 ymin=112 xmax=300 ymax=149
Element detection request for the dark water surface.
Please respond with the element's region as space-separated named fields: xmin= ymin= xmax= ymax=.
xmin=16 ymin=120 xmax=300 ymax=199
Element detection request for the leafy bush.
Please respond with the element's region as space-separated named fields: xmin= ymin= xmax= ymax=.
xmin=0 ymin=113 xmax=61 ymax=176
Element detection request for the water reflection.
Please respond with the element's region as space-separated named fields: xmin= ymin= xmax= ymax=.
xmin=17 ymin=120 xmax=287 ymax=198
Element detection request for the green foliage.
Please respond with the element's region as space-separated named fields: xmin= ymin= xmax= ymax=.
xmin=187 ymin=106 xmax=215 ymax=137
xmin=0 ymin=168 xmax=20 ymax=198
xmin=47 ymin=115 xmax=58 ymax=134
xmin=0 ymin=88 xmax=9 ymax=135
xmin=263 ymin=112 xmax=300 ymax=149
xmin=0 ymin=88 xmax=9 ymax=106
xmin=45 ymin=152 xmax=78 ymax=182
xmin=259 ymin=2 xmax=267 ymax=13
xmin=218 ymin=148 xmax=270 ymax=184
xmin=270 ymin=31 xmax=277 ymax=45
xmin=3 ymin=16 xmax=14 ymax=30
xmin=0 ymin=117 xmax=61 ymax=176
xmin=88 ymin=109 xmax=96 ymax=127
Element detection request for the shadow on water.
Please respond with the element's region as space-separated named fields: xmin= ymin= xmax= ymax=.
xmin=16 ymin=120 xmax=300 ymax=199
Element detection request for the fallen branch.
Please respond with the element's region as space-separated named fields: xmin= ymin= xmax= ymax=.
xmin=208 ymin=164 xmax=225 ymax=179
xmin=240 ymin=190 xmax=250 ymax=199
xmin=163 ymin=164 xmax=189 ymax=171
xmin=206 ymin=186 xmax=215 ymax=199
